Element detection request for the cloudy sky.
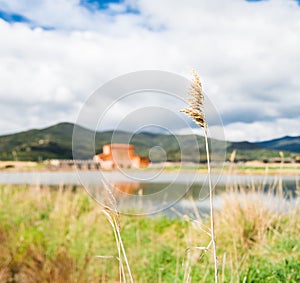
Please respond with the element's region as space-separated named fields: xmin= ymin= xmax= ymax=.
xmin=0 ymin=0 xmax=299 ymax=141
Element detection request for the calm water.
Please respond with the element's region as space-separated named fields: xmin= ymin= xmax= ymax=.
xmin=0 ymin=170 xmax=298 ymax=186
xmin=0 ymin=171 xmax=298 ymax=215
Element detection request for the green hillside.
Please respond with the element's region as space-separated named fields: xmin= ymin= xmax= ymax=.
xmin=0 ymin=122 xmax=299 ymax=162
xmin=0 ymin=123 xmax=74 ymax=161
xmin=257 ymin=136 xmax=300 ymax=153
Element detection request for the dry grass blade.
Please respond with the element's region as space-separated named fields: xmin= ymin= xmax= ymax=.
xmin=100 ymin=181 xmax=134 ymax=283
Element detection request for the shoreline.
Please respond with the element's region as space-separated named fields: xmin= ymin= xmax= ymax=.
xmin=0 ymin=160 xmax=299 ymax=176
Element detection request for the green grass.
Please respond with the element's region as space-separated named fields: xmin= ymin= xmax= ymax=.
xmin=0 ymin=184 xmax=299 ymax=282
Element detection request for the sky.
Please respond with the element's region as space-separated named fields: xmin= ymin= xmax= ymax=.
xmin=0 ymin=0 xmax=299 ymax=142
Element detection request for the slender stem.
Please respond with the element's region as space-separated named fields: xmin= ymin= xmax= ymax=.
xmin=204 ymin=129 xmax=218 ymax=282
xmin=113 ymin=215 xmax=135 ymax=283
xmin=102 ymin=210 xmax=124 ymax=282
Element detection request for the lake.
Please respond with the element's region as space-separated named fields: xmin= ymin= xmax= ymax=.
xmin=0 ymin=171 xmax=298 ymax=215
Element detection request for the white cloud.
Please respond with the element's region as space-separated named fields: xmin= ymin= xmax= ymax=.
xmin=0 ymin=0 xmax=299 ymax=141
xmin=224 ymin=118 xmax=300 ymax=142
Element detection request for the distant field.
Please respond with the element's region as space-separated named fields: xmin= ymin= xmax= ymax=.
xmin=0 ymin=183 xmax=299 ymax=282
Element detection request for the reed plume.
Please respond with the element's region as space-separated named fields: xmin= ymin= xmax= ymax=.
xmin=180 ymin=70 xmax=207 ymax=129
xmin=180 ymin=69 xmax=219 ymax=282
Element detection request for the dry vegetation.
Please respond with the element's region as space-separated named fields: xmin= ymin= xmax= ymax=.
xmin=0 ymin=181 xmax=299 ymax=282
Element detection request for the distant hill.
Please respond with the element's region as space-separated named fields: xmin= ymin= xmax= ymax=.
xmin=256 ymin=136 xmax=300 ymax=154
xmin=0 ymin=123 xmax=75 ymax=161
xmin=0 ymin=122 xmax=299 ymax=162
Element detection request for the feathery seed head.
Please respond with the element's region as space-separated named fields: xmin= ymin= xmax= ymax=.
xmin=180 ymin=69 xmax=207 ymax=129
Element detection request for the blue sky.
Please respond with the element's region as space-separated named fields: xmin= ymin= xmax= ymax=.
xmin=0 ymin=0 xmax=299 ymax=26
xmin=0 ymin=9 xmax=29 ymax=23
xmin=0 ymin=0 xmax=138 ymax=29
xmin=1 ymin=0 xmax=299 ymax=26
xmin=80 ymin=0 xmax=125 ymax=10
xmin=0 ymin=0 xmax=299 ymax=141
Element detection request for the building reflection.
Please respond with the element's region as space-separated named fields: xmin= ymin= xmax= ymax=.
xmin=114 ymin=181 xmax=141 ymax=195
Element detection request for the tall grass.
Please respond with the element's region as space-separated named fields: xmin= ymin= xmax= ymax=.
xmin=0 ymin=182 xmax=299 ymax=282
xmin=0 ymin=185 xmax=188 ymax=282
xmin=183 ymin=178 xmax=300 ymax=282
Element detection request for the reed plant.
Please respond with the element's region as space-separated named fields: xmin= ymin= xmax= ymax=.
xmin=181 ymin=69 xmax=219 ymax=282
xmin=99 ymin=182 xmax=134 ymax=283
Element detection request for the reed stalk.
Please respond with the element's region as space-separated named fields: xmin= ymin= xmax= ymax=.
xmin=181 ymin=69 xmax=219 ymax=282
xmin=101 ymin=182 xmax=134 ymax=283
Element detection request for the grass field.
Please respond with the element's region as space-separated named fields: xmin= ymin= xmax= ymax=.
xmin=0 ymin=182 xmax=299 ymax=282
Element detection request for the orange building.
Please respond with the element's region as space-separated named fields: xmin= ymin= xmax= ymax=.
xmin=93 ymin=144 xmax=149 ymax=170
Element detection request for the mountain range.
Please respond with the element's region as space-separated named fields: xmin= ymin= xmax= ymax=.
xmin=0 ymin=122 xmax=299 ymax=162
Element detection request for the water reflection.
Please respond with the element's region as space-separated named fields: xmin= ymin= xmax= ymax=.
xmin=114 ymin=181 xmax=141 ymax=195
xmin=107 ymin=180 xmax=299 ymax=199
